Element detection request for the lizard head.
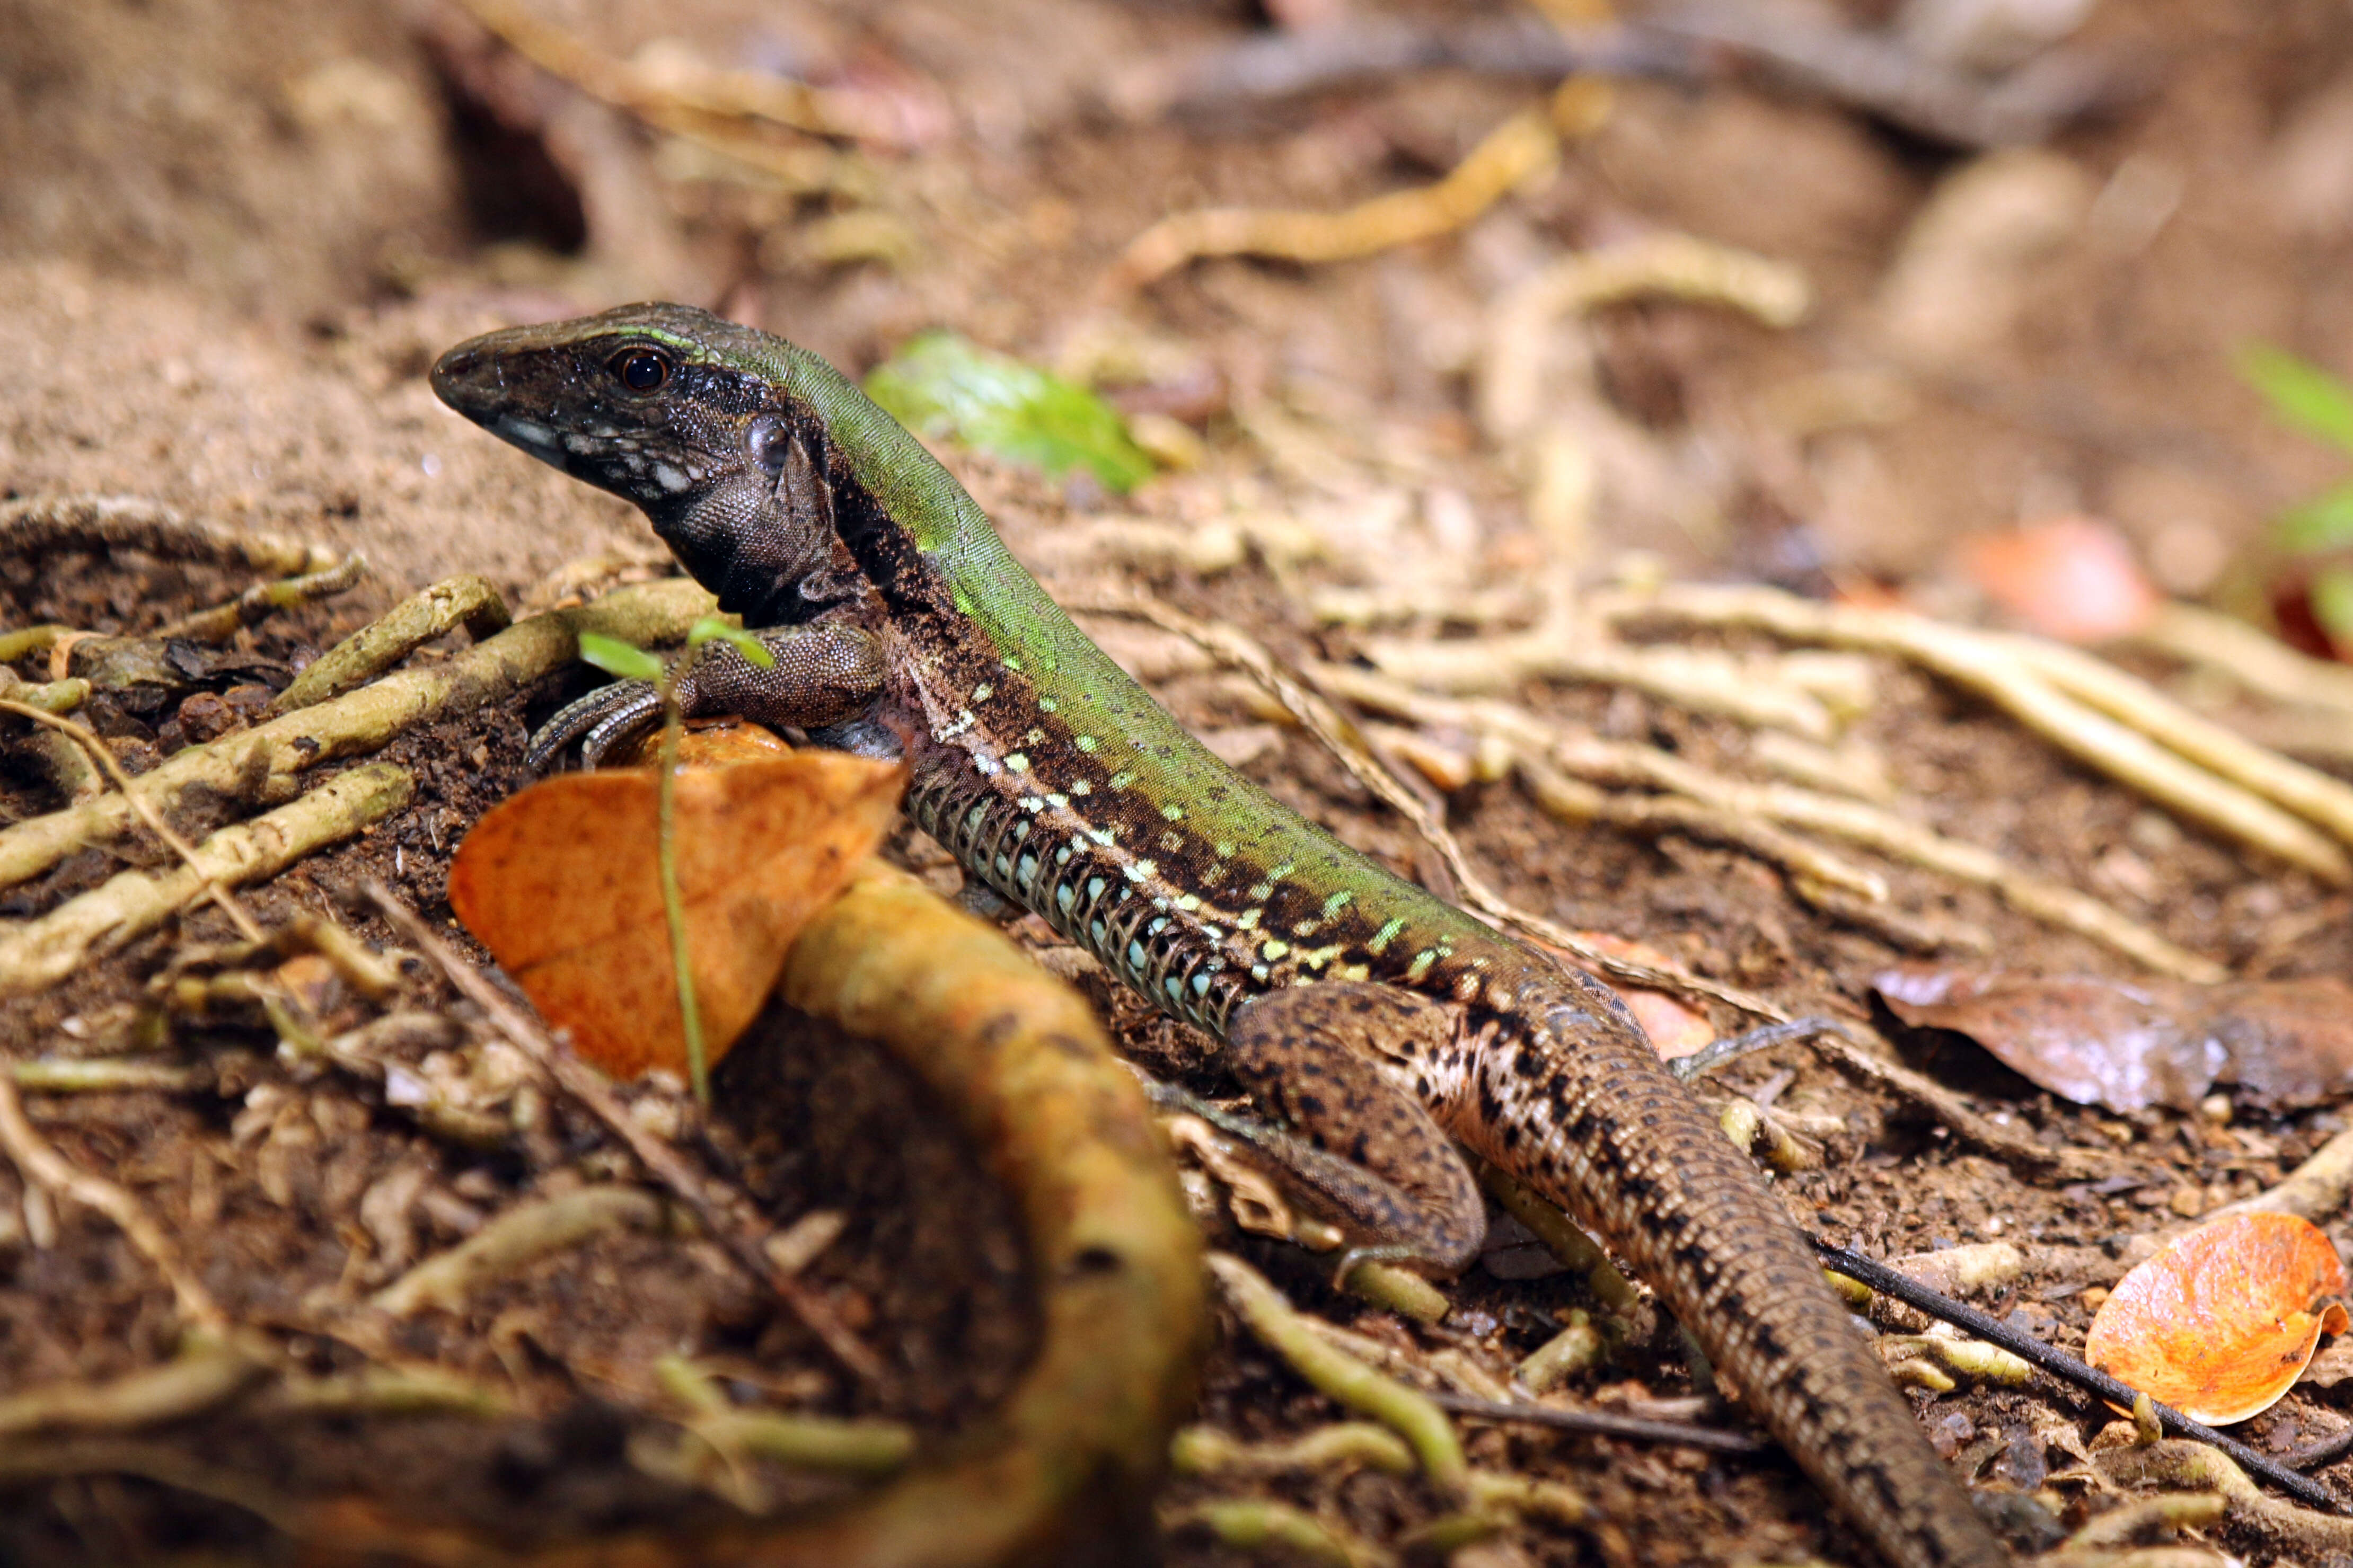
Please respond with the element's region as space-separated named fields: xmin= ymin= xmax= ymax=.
xmin=431 ymin=302 xmax=861 ymax=625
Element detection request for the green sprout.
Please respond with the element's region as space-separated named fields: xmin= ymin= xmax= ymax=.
xmin=578 ymin=617 xmax=776 ymax=1105
xmin=2240 ymin=343 xmax=2353 ymax=652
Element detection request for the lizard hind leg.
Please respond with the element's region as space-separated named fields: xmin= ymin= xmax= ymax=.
xmin=1225 ymin=981 xmax=1485 ymax=1275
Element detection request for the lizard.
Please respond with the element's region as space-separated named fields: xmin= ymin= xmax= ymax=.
xmin=429 ymin=302 xmax=2010 ymax=1568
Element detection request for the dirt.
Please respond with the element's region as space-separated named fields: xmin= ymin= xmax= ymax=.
xmin=6 ymin=1 xmax=2353 ymax=1564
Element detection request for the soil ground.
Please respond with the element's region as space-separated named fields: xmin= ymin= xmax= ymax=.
xmin=5 ymin=1 xmax=2353 ymax=1564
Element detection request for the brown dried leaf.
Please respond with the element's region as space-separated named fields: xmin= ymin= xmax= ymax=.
xmin=448 ymin=751 xmax=903 ymax=1079
xmin=2084 ymin=1212 xmax=2350 ymax=1425
xmin=1875 ymin=963 xmax=2353 ymax=1112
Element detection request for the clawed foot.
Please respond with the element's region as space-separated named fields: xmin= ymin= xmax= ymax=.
xmin=525 ymin=680 xmax=666 ymax=773
xmin=526 ymin=623 xmax=888 ymax=774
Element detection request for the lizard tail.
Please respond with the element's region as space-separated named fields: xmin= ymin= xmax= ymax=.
xmin=1458 ymin=990 xmax=2011 ymax=1568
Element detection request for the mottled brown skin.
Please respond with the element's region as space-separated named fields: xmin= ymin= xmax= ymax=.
xmin=433 ymin=304 xmax=2009 ymax=1568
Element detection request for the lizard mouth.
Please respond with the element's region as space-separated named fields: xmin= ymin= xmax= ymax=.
xmin=487 ymin=413 xmax=568 ymax=464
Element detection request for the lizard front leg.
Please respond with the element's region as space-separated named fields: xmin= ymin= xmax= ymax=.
xmin=527 ymin=622 xmax=885 ymax=771
xmin=1224 ymin=981 xmax=1485 ymax=1275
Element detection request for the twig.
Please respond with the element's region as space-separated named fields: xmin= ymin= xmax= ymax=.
xmin=0 ymin=698 xmax=268 ymax=944
xmin=1312 ymin=661 xmax=2226 ymax=980
xmin=1362 ymin=612 xmax=1839 ymax=741
xmin=1172 ymin=1421 xmax=1417 ymax=1477
xmin=0 ymin=1068 xmax=226 ymax=1332
xmin=0 ymin=577 xmax=714 ymax=892
xmin=0 ymin=495 xmax=338 ymax=575
xmin=2198 ymin=1118 xmax=2353 ymax=1230
xmin=449 ymin=0 xmax=908 ymax=146
xmin=0 ymin=763 xmax=413 ymax=999
xmin=1476 ymin=234 xmax=1810 ymax=444
xmin=1807 ymin=1021 xmax=2102 ymax=1177
xmin=1208 ymin=1252 xmax=1468 ymax=1499
xmin=1650 ymin=1 xmax=2137 ymax=149
xmin=1817 ymin=1239 xmax=2345 ymax=1514
xmin=268 ymin=574 xmax=510 ymax=714
xmin=1106 ymin=14 xmax=1684 ymax=122
xmin=2131 ymin=600 xmax=2353 ymax=720
xmin=1513 ymin=754 xmax=1892 ymax=901
xmin=149 ymin=555 xmax=369 ymax=645
xmin=371 ymin=1184 xmax=666 ymax=1317
xmin=1669 ymin=1017 xmax=1846 ymax=1082
xmin=1105 ymin=110 xmax=1559 ymax=293
xmin=266 ymin=1364 xmax=516 ymax=1420
xmin=2097 ymin=1441 xmax=2353 ymax=1556
xmin=1422 ymin=1391 xmax=1762 ymax=1455
xmin=365 ymin=883 xmax=888 ymax=1386
xmin=0 ymin=1343 xmax=267 ymax=1438
xmin=1608 ymin=582 xmax=2353 ymax=885
xmin=7 ymin=1058 xmax=204 ymax=1094
xmin=1112 ymin=8 xmax=2128 ymax=148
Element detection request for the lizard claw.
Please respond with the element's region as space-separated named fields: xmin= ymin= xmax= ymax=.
xmin=525 ymin=680 xmax=666 ymax=773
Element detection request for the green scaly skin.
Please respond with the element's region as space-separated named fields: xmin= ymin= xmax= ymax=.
xmin=431 ymin=304 xmax=2008 ymax=1568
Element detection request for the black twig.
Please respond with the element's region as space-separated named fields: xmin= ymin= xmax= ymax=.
xmin=1815 ymin=1239 xmax=2345 ymax=1513
xmin=1670 ymin=1016 xmax=1847 ymax=1082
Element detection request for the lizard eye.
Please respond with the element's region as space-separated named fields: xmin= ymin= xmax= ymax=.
xmin=609 ymin=349 xmax=670 ymax=393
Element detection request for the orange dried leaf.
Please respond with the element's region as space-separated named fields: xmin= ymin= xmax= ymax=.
xmin=448 ymin=752 xmax=903 ymax=1080
xmin=1557 ymin=929 xmax=1713 ymax=1059
xmin=1955 ymin=515 xmax=2158 ymax=644
xmin=2084 ymin=1211 xmax=2350 ymax=1425
xmin=614 ymin=717 xmax=798 ymax=769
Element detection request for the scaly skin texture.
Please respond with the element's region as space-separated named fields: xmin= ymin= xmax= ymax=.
xmin=431 ymin=304 xmax=2008 ymax=1568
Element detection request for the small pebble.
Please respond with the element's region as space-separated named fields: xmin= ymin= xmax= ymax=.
xmin=175 ymin=690 xmax=237 ymax=742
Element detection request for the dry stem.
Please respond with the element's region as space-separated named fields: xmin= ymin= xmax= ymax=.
xmin=0 ymin=1068 xmax=226 ymax=1332
xmin=0 ymin=762 xmax=413 ymax=999
xmin=1107 ymin=110 xmax=1558 ymax=291
xmin=0 ymin=494 xmax=339 ymax=574
xmin=0 ymin=577 xmax=713 ymax=893
xmin=269 ymin=574 xmax=511 ymax=713
xmin=366 ymin=884 xmax=887 ymax=1385
xmin=1608 ymin=582 xmax=2353 ymax=884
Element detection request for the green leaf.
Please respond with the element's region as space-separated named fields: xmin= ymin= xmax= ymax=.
xmin=2276 ymin=480 xmax=2353 ymax=555
xmin=2241 ymin=343 xmax=2353 ymax=457
xmin=865 ymin=332 xmax=1157 ymax=495
xmin=579 ymin=632 xmax=665 ymax=684
xmin=685 ymin=618 xmax=777 ymax=668
xmin=2312 ymin=565 xmax=2353 ymax=660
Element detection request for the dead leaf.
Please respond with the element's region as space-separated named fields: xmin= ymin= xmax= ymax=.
xmin=613 ymin=717 xmax=797 ymax=769
xmin=2084 ymin=1212 xmax=2349 ymax=1424
xmin=1955 ymin=515 xmax=2158 ymax=644
xmin=1875 ymin=963 xmax=2353 ymax=1112
xmin=449 ymin=752 xmax=903 ymax=1079
xmin=1564 ymin=929 xmax=1714 ymax=1059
